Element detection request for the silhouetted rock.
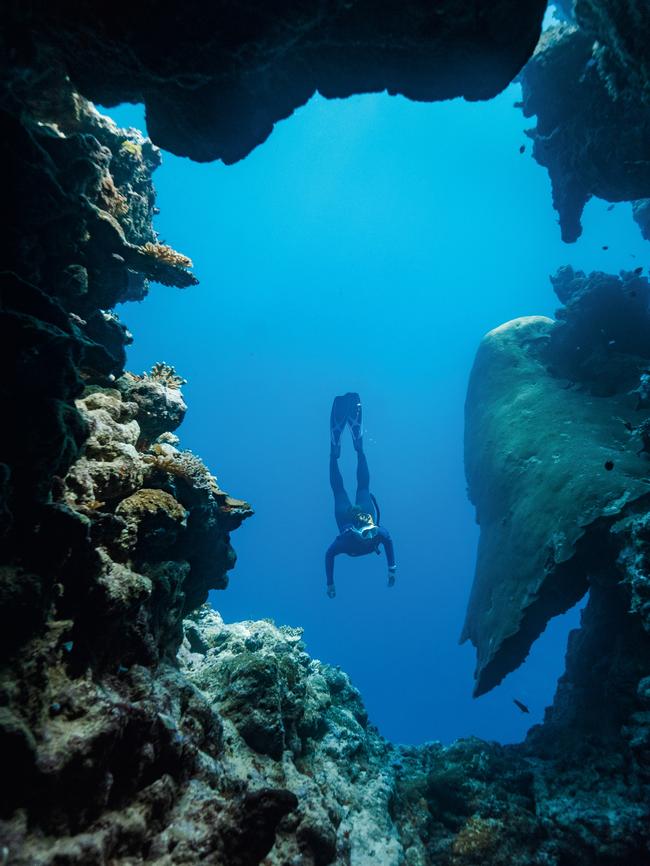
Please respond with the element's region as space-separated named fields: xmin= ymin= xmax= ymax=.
xmin=520 ymin=25 xmax=650 ymax=242
xmin=576 ymin=0 xmax=650 ymax=105
xmin=5 ymin=1 xmax=547 ymax=163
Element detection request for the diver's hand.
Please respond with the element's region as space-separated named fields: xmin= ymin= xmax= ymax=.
xmin=387 ymin=569 xmax=396 ymax=588
xmin=327 ymin=584 xmax=336 ymax=599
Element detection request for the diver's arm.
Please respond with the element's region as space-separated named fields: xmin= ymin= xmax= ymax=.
xmin=379 ymin=528 xmax=397 ymax=585
xmin=379 ymin=527 xmax=396 ymax=569
xmin=325 ymin=541 xmax=339 ymax=597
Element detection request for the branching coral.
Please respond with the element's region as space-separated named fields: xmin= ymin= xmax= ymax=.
xmin=140 ymin=241 xmax=193 ymax=269
xmin=148 ymin=362 xmax=187 ymax=389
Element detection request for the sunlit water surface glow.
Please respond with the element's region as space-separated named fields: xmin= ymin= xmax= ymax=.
xmin=104 ymin=84 xmax=646 ymax=745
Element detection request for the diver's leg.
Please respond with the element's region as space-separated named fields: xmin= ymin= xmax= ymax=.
xmin=330 ymin=395 xmax=348 ymax=459
xmin=354 ymin=448 xmax=376 ymax=519
xmin=330 ymin=453 xmax=352 ymax=531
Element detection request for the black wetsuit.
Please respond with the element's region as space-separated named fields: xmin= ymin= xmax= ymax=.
xmin=325 ymin=450 xmax=396 ymax=587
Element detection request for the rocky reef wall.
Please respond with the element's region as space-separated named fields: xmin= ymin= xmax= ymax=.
xmin=0 ymin=71 xmax=257 ymax=863
xmin=2 ymin=101 xmax=649 ymax=859
xmin=519 ymin=8 xmax=650 ymax=241
xmin=3 ymin=2 xmax=650 ymax=863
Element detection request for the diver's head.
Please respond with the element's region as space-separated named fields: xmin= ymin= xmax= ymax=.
xmin=347 ymin=507 xmax=378 ymax=539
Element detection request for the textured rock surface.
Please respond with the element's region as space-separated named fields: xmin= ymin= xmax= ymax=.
xmin=575 ymin=0 xmax=650 ymax=104
xmin=0 ymin=374 xmax=256 ymax=864
xmin=3 ymin=6 xmax=650 ymax=863
xmin=5 ymin=0 xmax=548 ymax=163
xmin=1 ymin=77 xmax=197 ymax=563
xmin=520 ymin=24 xmax=650 ymax=242
xmin=463 ymin=268 xmax=650 ymax=695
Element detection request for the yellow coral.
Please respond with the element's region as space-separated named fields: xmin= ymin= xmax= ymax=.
xmin=120 ymin=139 xmax=142 ymax=159
xmin=146 ymin=449 xmax=221 ymax=499
xmin=140 ymin=241 xmax=193 ymax=269
xmin=452 ymin=815 xmax=501 ymax=862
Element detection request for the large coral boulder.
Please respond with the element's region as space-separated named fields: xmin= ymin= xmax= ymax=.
xmin=462 ymin=313 xmax=650 ymax=695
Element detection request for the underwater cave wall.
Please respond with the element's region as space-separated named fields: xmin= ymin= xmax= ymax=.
xmin=2 ymin=2 xmax=650 ymax=864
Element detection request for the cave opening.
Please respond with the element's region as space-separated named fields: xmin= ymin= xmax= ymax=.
xmin=103 ymin=81 xmax=644 ymax=746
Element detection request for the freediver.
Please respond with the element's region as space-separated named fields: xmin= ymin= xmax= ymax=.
xmin=325 ymin=393 xmax=396 ymax=598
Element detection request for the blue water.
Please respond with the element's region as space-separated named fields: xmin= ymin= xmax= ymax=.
xmin=104 ymin=84 xmax=646 ymax=746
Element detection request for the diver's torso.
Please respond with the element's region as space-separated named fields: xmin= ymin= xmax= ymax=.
xmin=337 ymin=527 xmax=381 ymax=557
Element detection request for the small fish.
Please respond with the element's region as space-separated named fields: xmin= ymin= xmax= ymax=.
xmin=513 ymin=699 xmax=530 ymax=714
xmin=602 ymin=245 xmax=609 ymax=250
xmin=634 ymin=266 xmax=643 ymax=275
xmin=607 ymin=204 xmax=615 ymax=211
xmin=519 ymin=144 xmax=526 ymax=154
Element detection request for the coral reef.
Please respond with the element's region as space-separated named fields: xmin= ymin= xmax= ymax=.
xmin=4 ymin=1 xmax=547 ymax=163
xmin=0 ymin=372 xmax=253 ymax=864
xmin=4 ymin=4 xmax=650 ymax=863
xmin=4 ymin=305 xmax=648 ymax=863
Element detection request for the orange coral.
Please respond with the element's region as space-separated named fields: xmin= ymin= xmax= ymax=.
xmin=100 ymin=173 xmax=128 ymax=216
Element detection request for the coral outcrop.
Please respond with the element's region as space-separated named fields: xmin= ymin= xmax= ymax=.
xmin=519 ymin=24 xmax=650 ymax=242
xmin=462 ymin=267 xmax=650 ymax=696
xmin=0 ymin=371 xmax=255 ymax=864
xmin=4 ymin=1 xmax=548 ymax=163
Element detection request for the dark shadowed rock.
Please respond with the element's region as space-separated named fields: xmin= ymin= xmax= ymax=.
xmin=7 ymin=0 xmax=547 ymax=163
xmin=520 ymin=25 xmax=650 ymax=242
xmin=576 ymin=0 xmax=650 ymax=104
xmin=548 ymin=265 xmax=650 ymax=394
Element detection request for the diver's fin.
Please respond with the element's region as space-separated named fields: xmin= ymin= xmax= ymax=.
xmin=345 ymin=392 xmax=363 ymax=452
xmin=330 ymin=395 xmax=349 ymax=458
